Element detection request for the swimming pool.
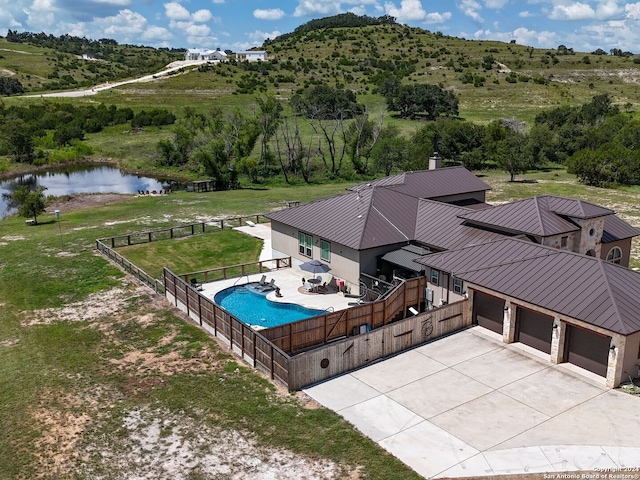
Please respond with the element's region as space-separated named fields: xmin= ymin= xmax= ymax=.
xmin=214 ymin=284 xmax=325 ymax=328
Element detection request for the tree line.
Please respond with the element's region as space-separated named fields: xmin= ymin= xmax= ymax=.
xmin=0 ymin=102 xmax=174 ymax=164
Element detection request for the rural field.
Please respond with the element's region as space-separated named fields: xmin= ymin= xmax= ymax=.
xmin=2 ymin=170 xmax=640 ymax=478
xmin=2 ymin=16 xmax=640 ymax=479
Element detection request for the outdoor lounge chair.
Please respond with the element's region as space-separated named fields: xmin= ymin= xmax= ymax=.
xmin=257 ymin=275 xmax=267 ymax=287
xmin=190 ymin=278 xmax=203 ymax=291
xmin=258 ymin=278 xmax=276 ymax=292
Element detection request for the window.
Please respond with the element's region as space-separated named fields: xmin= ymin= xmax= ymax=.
xmin=430 ymin=269 xmax=439 ymax=285
xmin=453 ymin=278 xmax=463 ymax=294
xmin=606 ymin=246 xmax=622 ymax=265
xmin=320 ymin=240 xmax=331 ymax=262
xmin=561 ymin=236 xmax=568 ymax=248
xmin=298 ymin=232 xmax=312 ymax=257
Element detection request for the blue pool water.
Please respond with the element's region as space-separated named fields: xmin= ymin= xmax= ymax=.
xmin=214 ymin=284 xmax=325 ymax=328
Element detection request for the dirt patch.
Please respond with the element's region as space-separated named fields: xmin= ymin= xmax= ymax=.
xmin=1 ymin=235 xmax=26 ymax=241
xmin=0 ymin=338 xmax=19 ymax=347
xmin=45 ymin=193 xmax=131 ymax=214
xmin=74 ymin=407 xmax=344 ymax=480
xmin=22 ymin=283 xmax=149 ymax=326
xmin=31 ymin=391 xmax=95 ymax=478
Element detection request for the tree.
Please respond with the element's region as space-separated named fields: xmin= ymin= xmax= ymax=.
xmin=2 ymin=185 xmax=47 ymax=224
xmin=255 ymin=94 xmax=282 ymax=168
xmin=495 ymin=120 xmax=532 ymax=181
xmin=346 ymin=112 xmax=384 ymax=175
xmin=371 ymin=126 xmax=406 ymax=176
xmin=0 ymin=118 xmax=34 ymax=163
xmin=383 ymin=83 xmax=458 ymax=119
xmin=291 ymin=85 xmax=364 ymax=120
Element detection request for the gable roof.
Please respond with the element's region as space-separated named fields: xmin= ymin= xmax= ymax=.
xmin=267 ymin=187 xmax=418 ymax=250
xmin=348 ymin=166 xmax=491 ymax=200
xmin=415 ymin=238 xmax=640 ymax=335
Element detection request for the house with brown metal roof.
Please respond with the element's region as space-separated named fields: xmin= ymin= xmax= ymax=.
xmin=266 ymin=166 xmax=640 ymax=386
xmin=414 ymin=237 xmax=640 ymax=387
xmin=267 ymin=166 xmax=638 ymax=293
xmin=267 ymin=166 xmax=493 ymax=293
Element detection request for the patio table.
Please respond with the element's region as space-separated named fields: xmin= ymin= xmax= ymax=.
xmin=307 ymin=278 xmax=321 ymax=292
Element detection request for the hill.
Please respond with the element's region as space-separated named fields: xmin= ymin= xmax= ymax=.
xmin=0 ymin=32 xmax=184 ymax=93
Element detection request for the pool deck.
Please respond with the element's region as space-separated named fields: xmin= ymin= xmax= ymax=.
xmin=199 ymin=270 xmax=355 ymax=313
xmin=198 ymin=223 xmax=355 ymax=313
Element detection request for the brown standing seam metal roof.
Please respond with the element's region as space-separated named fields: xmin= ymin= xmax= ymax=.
xmin=348 ymin=166 xmax=492 ymax=200
xmin=266 ymin=187 xmax=419 ymax=250
xmin=602 ymin=215 xmax=640 ymax=242
xmin=415 ymin=238 xmax=640 ymax=335
xmin=459 ymin=196 xmax=581 ymax=237
xmin=381 ymin=244 xmax=432 ymax=272
xmin=414 ymin=200 xmax=512 ymax=251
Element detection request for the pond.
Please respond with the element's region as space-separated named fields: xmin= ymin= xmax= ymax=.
xmin=0 ymin=165 xmax=181 ymax=218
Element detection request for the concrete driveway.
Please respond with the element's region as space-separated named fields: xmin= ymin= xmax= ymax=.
xmin=303 ymin=327 xmax=640 ymax=478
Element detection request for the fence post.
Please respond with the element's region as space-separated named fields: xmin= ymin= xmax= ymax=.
xmin=198 ymin=293 xmax=202 ymax=326
xmin=202 ymin=222 xmax=205 ymax=233
xmin=241 ymin=324 xmax=245 ymax=358
xmin=270 ymin=344 xmax=275 ymax=380
xmin=289 ymin=324 xmax=293 ymax=354
xmin=170 ymin=228 xmax=174 ymax=239
xmin=220 ymin=219 xmax=224 ymax=230
xmin=191 ymin=224 xmax=195 ymax=235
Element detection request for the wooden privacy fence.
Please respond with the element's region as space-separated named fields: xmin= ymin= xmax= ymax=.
xmin=163 ymin=269 xmax=470 ymax=390
xmin=103 ymin=215 xmax=268 ymax=248
xmin=286 ymin=300 xmax=470 ymax=390
xmin=262 ymin=276 xmax=426 ymax=354
xmin=164 ymin=267 xmax=291 ymax=386
xmin=96 ymin=239 xmax=164 ymax=293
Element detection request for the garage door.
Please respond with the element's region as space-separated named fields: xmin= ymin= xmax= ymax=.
xmin=473 ymin=291 xmax=504 ymax=335
xmin=565 ymin=325 xmax=611 ymax=377
xmin=515 ymin=307 xmax=554 ymax=354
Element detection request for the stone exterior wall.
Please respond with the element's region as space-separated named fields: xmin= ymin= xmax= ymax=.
xmin=571 ymin=216 xmax=605 ymax=257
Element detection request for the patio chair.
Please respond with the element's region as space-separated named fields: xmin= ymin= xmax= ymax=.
xmin=190 ymin=278 xmax=203 ymax=291
xmin=259 ymin=278 xmax=276 ymax=292
xmin=257 ymin=275 xmax=267 ymax=287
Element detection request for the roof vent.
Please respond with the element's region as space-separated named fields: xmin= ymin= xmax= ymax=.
xmin=357 ymin=214 xmax=363 ymax=219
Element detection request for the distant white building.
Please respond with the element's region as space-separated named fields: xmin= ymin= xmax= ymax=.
xmin=235 ymin=51 xmax=268 ymax=62
xmin=184 ymin=48 xmax=228 ymax=62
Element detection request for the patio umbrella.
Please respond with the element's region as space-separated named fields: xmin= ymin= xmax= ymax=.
xmin=299 ymin=259 xmax=331 ymax=275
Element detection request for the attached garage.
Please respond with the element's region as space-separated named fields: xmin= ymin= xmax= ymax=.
xmin=565 ymin=325 xmax=611 ymax=377
xmin=473 ymin=291 xmax=504 ymax=335
xmin=515 ymin=307 xmax=554 ymax=354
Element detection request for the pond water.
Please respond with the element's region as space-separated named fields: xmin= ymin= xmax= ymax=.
xmin=0 ymin=165 xmax=180 ymax=218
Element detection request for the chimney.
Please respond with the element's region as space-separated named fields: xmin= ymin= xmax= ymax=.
xmin=429 ymin=152 xmax=442 ymax=170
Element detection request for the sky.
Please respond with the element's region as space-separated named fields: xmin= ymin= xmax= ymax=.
xmin=1 ymin=0 xmax=639 ymax=54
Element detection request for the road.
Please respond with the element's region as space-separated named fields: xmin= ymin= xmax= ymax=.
xmin=24 ymin=60 xmax=210 ymax=98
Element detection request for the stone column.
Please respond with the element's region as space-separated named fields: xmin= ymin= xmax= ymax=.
xmin=502 ymin=301 xmax=516 ymax=343
xmin=606 ymin=335 xmax=626 ymax=388
xmin=550 ymin=317 xmax=565 ymax=364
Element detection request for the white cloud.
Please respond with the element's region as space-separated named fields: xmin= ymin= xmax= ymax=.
xmin=164 ymin=1 xmax=191 ymax=21
xmin=141 ymin=25 xmax=173 ymax=41
xmin=425 ymin=11 xmax=452 ymax=24
xmin=95 ymin=9 xmax=148 ymax=37
xmin=519 ymin=10 xmax=533 ymax=18
xmin=192 ymin=9 xmax=213 ymax=23
xmin=458 ymin=0 xmax=483 ymax=22
xmin=293 ymin=0 xmax=342 ymax=17
xmin=253 ymin=8 xmax=285 ymax=20
xmin=383 ymin=0 xmax=451 ymax=24
xmin=23 ymin=0 xmax=57 ymax=31
xmin=211 ymin=0 xmax=225 ymax=3
xmin=247 ymin=29 xmax=281 ymax=43
xmin=550 ymin=2 xmax=595 ymax=20
xmin=625 ymin=2 xmax=640 ymax=19
xmin=385 ymin=0 xmax=427 ymax=22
